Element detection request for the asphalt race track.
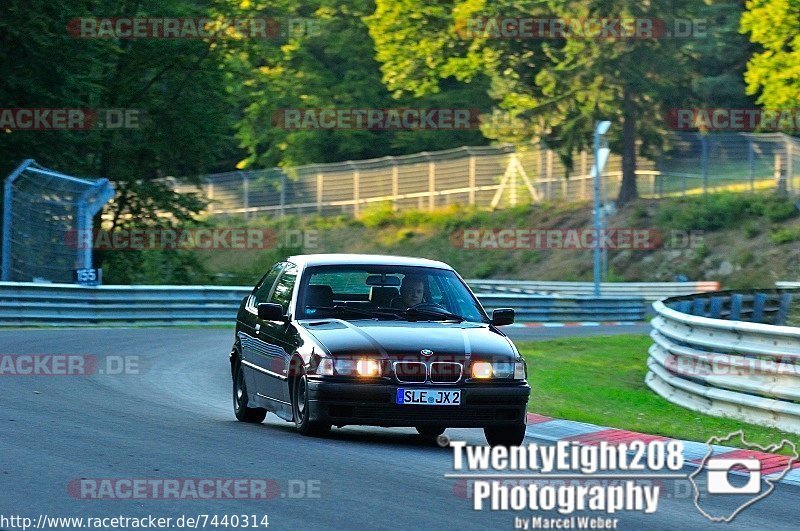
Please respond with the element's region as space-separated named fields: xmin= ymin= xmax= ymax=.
xmin=0 ymin=328 xmax=796 ymax=530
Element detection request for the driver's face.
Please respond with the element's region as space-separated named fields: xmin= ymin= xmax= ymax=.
xmin=401 ymin=280 xmax=424 ymax=306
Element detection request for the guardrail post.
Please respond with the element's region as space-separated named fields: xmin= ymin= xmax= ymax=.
xmin=776 ymin=293 xmax=792 ymax=325
xmin=729 ymin=294 xmax=743 ymax=320
xmin=709 ymin=297 xmax=723 ymax=319
xmin=691 ymin=297 xmax=707 ymax=316
xmin=752 ymin=292 xmax=767 ymax=322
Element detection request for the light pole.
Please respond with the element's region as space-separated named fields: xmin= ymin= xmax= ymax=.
xmin=593 ymin=121 xmax=612 ymax=297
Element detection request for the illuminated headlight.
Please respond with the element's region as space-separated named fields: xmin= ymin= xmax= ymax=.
xmin=471 ymin=362 xmax=494 ymax=379
xmin=471 ymin=361 xmax=526 ymax=379
xmin=326 ymin=358 xmax=382 ymax=377
xmin=356 ymin=359 xmax=381 ymax=377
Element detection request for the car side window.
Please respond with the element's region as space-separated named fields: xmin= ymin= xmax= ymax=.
xmin=252 ymin=263 xmax=284 ymax=305
xmin=269 ymin=262 xmax=298 ymax=313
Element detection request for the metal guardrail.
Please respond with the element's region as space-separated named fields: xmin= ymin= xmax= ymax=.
xmin=466 ymin=279 xmax=721 ymax=301
xmin=646 ymin=289 xmax=800 ymax=434
xmin=0 ymin=282 xmax=645 ymax=326
xmin=777 ymin=281 xmax=800 ymax=288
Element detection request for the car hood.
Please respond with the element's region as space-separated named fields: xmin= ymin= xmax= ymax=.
xmin=299 ymin=319 xmax=517 ymax=361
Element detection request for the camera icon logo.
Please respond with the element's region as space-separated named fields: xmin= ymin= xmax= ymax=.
xmin=706 ymin=458 xmax=761 ymax=495
xmin=690 ymin=430 xmax=798 ymax=523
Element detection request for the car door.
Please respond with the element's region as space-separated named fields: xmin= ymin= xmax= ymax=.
xmin=256 ymin=262 xmax=299 ymax=406
xmin=239 ymin=262 xmax=283 ymax=398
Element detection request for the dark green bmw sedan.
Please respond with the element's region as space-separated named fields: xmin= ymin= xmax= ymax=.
xmin=229 ymin=254 xmax=530 ymax=446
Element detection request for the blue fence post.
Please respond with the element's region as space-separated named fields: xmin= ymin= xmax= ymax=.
xmin=729 ymin=294 xmax=743 ymax=320
xmin=691 ymin=297 xmax=708 ymax=316
xmin=775 ymin=293 xmax=792 ymax=326
xmin=751 ymin=292 xmax=767 ymax=323
xmin=709 ymin=297 xmax=724 ymax=319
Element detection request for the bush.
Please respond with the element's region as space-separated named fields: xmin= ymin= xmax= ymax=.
xmin=764 ymin=198 xmax=799 ymax=222
xmin=655 ymin=193 xmax=798 ymax=231
xmin=769 ymin=227 xmax=800 ymax=245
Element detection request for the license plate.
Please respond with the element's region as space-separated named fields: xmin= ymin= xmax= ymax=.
xmin=396 ymin=388 xmax=461 ymax=406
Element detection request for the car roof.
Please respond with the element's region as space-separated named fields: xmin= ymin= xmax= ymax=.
xmin=285 ymin=253 xmax=453 ymax=270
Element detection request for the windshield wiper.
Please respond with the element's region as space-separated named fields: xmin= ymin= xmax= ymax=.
xmin=403 ymin=307 xmax=465 ymax=322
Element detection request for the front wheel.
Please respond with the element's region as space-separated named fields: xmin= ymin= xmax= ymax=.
xmin=484 ymin=424 xmax=526 ymax=447
xmin=292 ymin=373 xmax=331 ymax=437
xmin=233 ymin=362 xmax=267 ymax=423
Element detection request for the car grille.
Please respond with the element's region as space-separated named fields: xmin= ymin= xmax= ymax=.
xmin=393 ymin=361 xmax=463 ymax=383
xmin=429 ymin=362 xmax=462 ymax=383
xmin=394 ymin=362 xmax=427 ymax=383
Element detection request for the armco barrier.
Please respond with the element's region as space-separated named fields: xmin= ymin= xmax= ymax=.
xmin=466 ymin=280 xmax=720 ymax=301
xmin=646 ymin=289 xmax=800 ymax=434
xmin=0 ymin=281 xmax=645 ymax=326
xmin=777 ymin=281 xmax=800 ymax=288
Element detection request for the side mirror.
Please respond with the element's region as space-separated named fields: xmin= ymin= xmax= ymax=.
xmin=491 ymin=308 xmax=515 ymax=326
xmin=258 ymin=302 xmax=287 ymax=322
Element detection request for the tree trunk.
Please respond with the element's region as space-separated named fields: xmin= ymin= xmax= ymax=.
xmin=616 ymin=87 xmax=638 ymax=207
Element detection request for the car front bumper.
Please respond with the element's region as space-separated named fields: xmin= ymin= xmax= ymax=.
xmin=306 ymin=379 xmax=530 ymax=428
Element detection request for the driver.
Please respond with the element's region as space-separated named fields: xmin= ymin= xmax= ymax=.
xmin=392 ymin=275 xmax=426 ymax=308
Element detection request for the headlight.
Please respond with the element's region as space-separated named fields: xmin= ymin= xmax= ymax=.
xmin=471 ymin=361 xmax=526 ymax=380
xmin=319 ymin=357 xmax=382 ymax=377
xmin=356 ymin=359 xmax=381 ymax=377
xmin=471 ymin=362 xmax=494 ymax=379
xmin=315 ymin=358 xmax=334 ymax=376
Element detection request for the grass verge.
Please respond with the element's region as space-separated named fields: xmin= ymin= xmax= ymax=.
xmin=518 ymin=334 xmax=800 ymax=453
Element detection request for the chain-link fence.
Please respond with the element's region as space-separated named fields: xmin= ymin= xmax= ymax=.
xmin=1 ymin=160 xmax=115 ymax=283
xmin=179 ymin=132 xmax=800 ymax=217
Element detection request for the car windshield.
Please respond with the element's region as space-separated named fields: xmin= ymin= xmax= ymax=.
xmin=297 ymin=265 xmax=488 ymax=323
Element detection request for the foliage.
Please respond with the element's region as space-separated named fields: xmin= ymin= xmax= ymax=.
xmin=655 ymin=192 xmax=798 ymax=230
xmin=741 ymin=0 xmax=800 ymax=109
xmin=365 ymin=0 xmax=752 ymax=206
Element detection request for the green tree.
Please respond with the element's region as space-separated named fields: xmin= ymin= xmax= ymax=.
xmin=0 ymin=0 xmax=238 ymax=226
xmin=367 ymin=0 xmax=731 ymax=206
xmin=741 ymin=0 xmax=800 ymax=108
xmin=215 ymin=0 xmax=491 ymax=170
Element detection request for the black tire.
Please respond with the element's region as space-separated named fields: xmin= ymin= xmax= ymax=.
xmin=233 ymin=362 xmax=267 ymax=423
xmin=292 ymin=373 xmax=331 ymax=437
xmin=416 ymin=426 xmax=446 ymax=438
xmin=484 ymin=424 xmax=526 ymax=447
